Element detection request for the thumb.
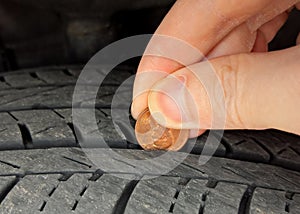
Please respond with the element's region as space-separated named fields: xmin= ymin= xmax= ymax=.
xmin=148 ymin=45 xmax=300 ymax=135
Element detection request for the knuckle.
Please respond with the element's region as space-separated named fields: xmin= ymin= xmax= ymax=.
xmin=217 ymin=54 xmax=249 ymax=128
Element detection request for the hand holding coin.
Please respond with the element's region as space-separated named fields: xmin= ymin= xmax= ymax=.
xmin=135 ymin=108 xmax=189 ymax=151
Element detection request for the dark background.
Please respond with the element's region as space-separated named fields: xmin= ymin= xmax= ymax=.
xmin=0 ymin=0 xmax=299 ymax=71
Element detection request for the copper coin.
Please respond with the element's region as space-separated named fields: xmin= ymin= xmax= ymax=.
xmin=135 ymin=108 xmax=189 ymax=151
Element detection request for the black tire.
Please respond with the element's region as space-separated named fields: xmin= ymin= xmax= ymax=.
xmin=0 ymin=148 xmax=298 ymax=213
xmin=0 ymin=65 xmax=299 ymax=213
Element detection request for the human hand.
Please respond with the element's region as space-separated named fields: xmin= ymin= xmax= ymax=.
xmin=132 ymin=0 xmax=300 ymax=137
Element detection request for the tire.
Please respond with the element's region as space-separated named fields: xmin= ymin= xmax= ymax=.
xmin=0 ymin=148 xmax=298 ymax=213
xmin=0 ymin=65 xmax=299 ymax=213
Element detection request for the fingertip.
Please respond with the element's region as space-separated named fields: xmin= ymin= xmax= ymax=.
xmin=130 ymin=101 xmax=139 ymax=120
xmin=131 ymin=94 xmax=148 ymax=120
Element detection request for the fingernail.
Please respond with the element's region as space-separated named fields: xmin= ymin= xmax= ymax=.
xmin=148 ymin=74 xmax=199 ymax=129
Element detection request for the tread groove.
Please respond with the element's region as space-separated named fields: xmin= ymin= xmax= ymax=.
xmin=285 ymin=191 xmax=295 ymax=200
xmin=71 ymin=200 xmax=79 ymax=211
xmin=234 ymin=140 xmax=247 ymax=146
xmin=169 ymin=178 xmax=191 ymax=213
xmin=51 ymin=109 xmax=65 ymax=119
xmin=0 ymin=160 xmax=20 ymax=169
xmin=112 ymin=158 xmax=137 ymax=168
xmin=251 ymin=137 xmax=274 ymax=162
xmin=33 ymin=126 xmax=56 ymax=135
xmin=62 ymin=69 xmax=73 ymax=77
xmin=220 ymin=139 xmax=233 ymax=155
xmin=58 ymin=173 xmax=73 ymax=181
xmin=79 ymin=185 xmax=88 ymax=196
xmin=181 ymin=163 xmax=206 ymax=175
xmin=62 ymin=156 xmax=92 ymax=168
xmin=206 ymin=178 xmax=218 ymax=188
xmin=7 ymin=112 xmax=19 ymax=121
xmin=88 ymin=169 xmax=104 ymax=181
xmin=285 ymin=202 xmax=290 ymax=213
xmin=39 ymin=201 xmax=47 ymax=212
xmin=277 ymin=148 xmax=287 ymax=155
xmin=198 ymin=190 xmax=209 ymax=214
xmin=289 ymin=146 xmax=300 ymax=156
xmin=0 ymin=128 xmax=7 ymax=134
xmin=112 ymin=178 xmax=141 ymax=214
xmin=221 ymin=166 xmax=249 ymax=181
xmin=274 ymin=173 xmax=299 ymax=187
xmin=48 ymin=187 xmax=57 ymax=197
xmin=0 ymin=177 xmax=19 ymax=205
xmin=169 ymin=203 xmax=175 ymax=213
xmin=17 ymin=123 xmax=33 ymax=149
xmin=0 ymin=76 xmax=12 ymax=87
xmin=67 ymin=123 xmax=79 ymax=144
xmin=212 ymin=131 xmax=233 ymax=155
xmin=29 ymin=72 xmax=47 ymax=84
xmin=238 ymin=186 xmax=255 ymax=214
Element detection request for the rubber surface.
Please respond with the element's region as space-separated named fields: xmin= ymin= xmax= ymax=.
xmin=0 ymin=148 xmax=298 ymax=213
xmin=0 ymin=65 xmax=299 ymax=213
xmin=0 ymin=65 xmax=299 ymax=170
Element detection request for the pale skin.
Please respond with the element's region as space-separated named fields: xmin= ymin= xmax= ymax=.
xmin=132 ymin=0 xmax=300 ymax=137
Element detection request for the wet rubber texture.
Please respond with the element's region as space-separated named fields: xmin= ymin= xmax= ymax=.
xmin=0 ymin=65 xmax=299 ymax=213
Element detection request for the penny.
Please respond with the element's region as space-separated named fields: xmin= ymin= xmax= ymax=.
xmin=135 ymin=108 xmax=189 ymax=151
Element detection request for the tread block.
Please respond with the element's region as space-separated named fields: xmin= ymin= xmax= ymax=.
xmin=221 ymin=131 xmax=271 ymax=161
xmin=11 ymin=110 xmax=63 ymax=123
xmin=0 ymin=87 xmax=55 ymax=111
xmin=10 ymin=86 xmax=75 ymax=109
xmin=290 ymin=194 xmax=300 ymax=214
xmin=175 ymin=152 xmax=300 ymax=191
xmin=250 ymin=130 xmax=300 ymax=170
xmin=0 ymin=148 xmax=296 ymax=213
xmin=203 ymin=182 xmax=246 ymax=214
xmin=0 ymin=124 xmax=24 ymax=149
xmin=182 ymin=132 xmax=226 ymax=157
xmin=0 ymin=113 xmax=17 ymax=124
xmin=67 ymin=68 xmax=82 ymax=77
xmin=0 ymin=174 xmax=61 ymax=213
xmin=173 ymin=179 xmax=208 ymax=214
xmin=0 ymin=66 xmax=299 ymax=176
xmin=0 ymin=85 xmax=122 ymax=109
xmin=100 ymin=68 xmax=134 ymax=85
xmin=173 ymin=180 xmax=247 ymax=214
xmin=125 ymin=176 xmax=180 ymax=213
xmin=0 ymin=148 xmax=95 ymax=174
xmin=76 ymin=174 xmax=132 ymax=213
xmin=55 ymin=108 xmax=106 ymax=123
xmin=36 ymin=70 xmax=76 ymax=84
xmin=79 ymin=86 xmax=132 ymax=108
xmin=44 ymin=173 xmax=92 ymax=212
xmin=26 ymin=122 xmax=76 ymax=148
xmin=0 ymin=81 xmax=10 ymax=89
xmin=74 ymin=120 xmax=128 ymax=148
xmin=4 ymin=73 xmax=45 ymax=87
xmin=0 ymin=173 xmax=134 ymax=213
xmin=250 ymin=188 xmax=287 ymax=214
